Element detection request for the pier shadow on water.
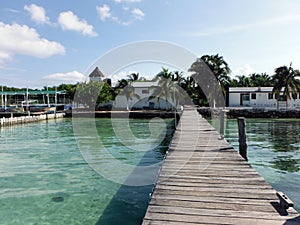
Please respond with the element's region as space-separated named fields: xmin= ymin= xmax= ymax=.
xmin=94 ymin=151 xmax=162 ymax=225
xmin=95 ymin=120 xmax=176 ymax=225
xmin=95 ymin=184 xmax=153 ymax=225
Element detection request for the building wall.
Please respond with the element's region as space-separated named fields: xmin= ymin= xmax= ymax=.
xmin=90 ymin=77 xmax=101 ymax=82
xmin=229 ymin=90 xmax=300 ymax=109
xmin=228 ymin=93 xmax=240 ymax=107
xmin=114 ymin=86 xmax=176 ymax=110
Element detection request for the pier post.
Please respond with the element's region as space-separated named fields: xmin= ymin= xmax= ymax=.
xmin=237 ymin=117 xmax=248 ymax=161
xmin=219 ymin=110 xmax=225 ymax=139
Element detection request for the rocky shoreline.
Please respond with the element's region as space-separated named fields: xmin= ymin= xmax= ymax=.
xmin=197 ymin=107 xmax=300 ymax=118
xmin=67 ymin=110 xmax=182 ymax=119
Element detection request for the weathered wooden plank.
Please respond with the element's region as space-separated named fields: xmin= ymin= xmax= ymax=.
xmin=150 ymin=194 xmax=283 ymax=207
xmin=149 ymin=198 xmax=282 ymax=213
xmin=147 ymin=205 xmax=297 ymax=220
xmin=142 ymin=107 xmax=299 ymax=225
xmin=158 ymin=173 xmax=266 ymax=181
xmin=154 ymin=185 xmax=276 ymax=194
xmin=151 ymin=188 xmax=277 ymax=200
xmin=157 ymin=176 xmax=267 ymax=184
xmin=156 ymin=182 xmax=274 ymax=190
xmin=144 ymin=212 xmax=300 ymax=225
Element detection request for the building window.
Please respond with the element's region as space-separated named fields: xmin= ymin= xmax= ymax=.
xmin=142 ymin=89 xmax=149 ymax=94
xmin=251 ymin=93 xmax=256 ymax=99
xmin=242 ymin=94 xmax=250 ymax=101
xmin=268 ymin=93 xmax=273 ymax=99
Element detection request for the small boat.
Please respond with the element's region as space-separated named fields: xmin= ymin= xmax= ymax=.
xmin=30 ymin=106 xmax=56 ymax=114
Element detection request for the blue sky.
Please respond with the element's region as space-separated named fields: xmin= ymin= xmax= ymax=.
xmin=1 ymin=0 xmax=300 ymax=87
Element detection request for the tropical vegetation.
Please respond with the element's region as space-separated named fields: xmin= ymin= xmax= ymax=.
xmin=272 ymin=63 xmax=300 ymax=108
xmin=2 ymin=55 xmax=300 ymax=109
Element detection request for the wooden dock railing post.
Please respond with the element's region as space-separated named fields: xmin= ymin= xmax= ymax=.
xmin=237 ymin=117 xmax=248 ymax=161
xmin=219 ymin=110 xmax=225 ymax=139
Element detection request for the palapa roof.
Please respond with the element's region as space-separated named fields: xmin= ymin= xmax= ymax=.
xmin=89 ymin=67 xmax=105 ymax=78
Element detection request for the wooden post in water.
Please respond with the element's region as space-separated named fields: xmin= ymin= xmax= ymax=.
xmin=237 ymin=117 xmax=248 ymax=161
xmin=219 ymin=110 xmax=225 ymax=139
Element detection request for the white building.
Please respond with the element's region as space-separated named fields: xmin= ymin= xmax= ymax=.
xmin=114 ymin=81 xmax=178 ymax=110
xmin=228 ymin=87 xmax=300 ymax=109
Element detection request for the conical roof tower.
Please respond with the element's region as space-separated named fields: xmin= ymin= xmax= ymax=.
xmin=89 ymin=67 xmax=105 ymax=81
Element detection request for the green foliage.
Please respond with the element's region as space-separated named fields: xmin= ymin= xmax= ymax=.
xmin=2 ymin=55 xmax=300 ymax=110
xmin=57 ymin=83 xmax=77 ymax=100
xmin=272 ymin=63 xmax=300 ymax=108
xmin=229 ymin=73 xmax=273 ymax=87
xmin=99 ymin=82 xmax=114 ymax=103
xmin=127 ymin=72 xmax=139 ymax=82
xmin=199 ymin=54 xmax=231 ymax=87
xmin=75 ymin=81 xmax=114 ymax=109
xmin=152 ymin=68 xmax=197 ymax=107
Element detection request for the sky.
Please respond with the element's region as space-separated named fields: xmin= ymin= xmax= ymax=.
xmin=1 ymin=0 xmax=300 ymax=88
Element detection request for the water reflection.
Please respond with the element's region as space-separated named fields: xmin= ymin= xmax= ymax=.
xmin=268 ymin=121 xmax=300 ymax=152
xmin=271 ymin=155 xmax=300 ymax=173
xmin=213 ymin=118 xmax=300 ymax=212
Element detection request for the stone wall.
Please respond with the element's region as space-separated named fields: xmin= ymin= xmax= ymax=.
xmin=197 ymin=107 xmax=300 ymax=118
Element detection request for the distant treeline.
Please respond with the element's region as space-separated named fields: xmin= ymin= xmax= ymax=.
xmin=2 ymin=54 xmax=300 ymax=107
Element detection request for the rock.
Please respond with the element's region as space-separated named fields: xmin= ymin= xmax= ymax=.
xmin=51 ymin=196 xmax=64 ymax=202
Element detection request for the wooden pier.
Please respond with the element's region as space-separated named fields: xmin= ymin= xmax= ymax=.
xmin=0 ymin=113 xmax=65 ymax=127
xmin=143 ymin=106 xmax=300 ymax=225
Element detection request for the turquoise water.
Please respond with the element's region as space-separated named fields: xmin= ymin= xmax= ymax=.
xmin=0 ymin=118 xmax=175 ymax=225
xmin=1 ymin=117 xmax=299 ymax=224
xmin=212 ymin=118 xmax=300 ymax=212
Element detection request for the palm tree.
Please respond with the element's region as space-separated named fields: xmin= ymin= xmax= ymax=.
xmin=120 ymin=84 xmax=140 ymax=111
xmin=272 ymin=63 xmax=300 ymax=108
xmin=236 ymin=75 xmax=252 ymax=87
xmin=150 ymin=75 xmax=187 ymax=110
xmin=228 ymin=78 xmax=239 ymax=87
xmin=115 ymin=79 xmax=129 ymax=89
xmin=181 ymin=76 xmax=207 ymax=106
xmin=198 ymin=54 xmax=231 ymax=88
xmin=127 ymin=73 xmax=139 ymax=82
xmin=249 ymin=73 xmax=273 ymax=87
xmin=155 ymin=67 xmax=173 ymax=80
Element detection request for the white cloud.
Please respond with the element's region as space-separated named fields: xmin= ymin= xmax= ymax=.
xmin=43 ymin=70 xmax=86 ymax=84
xmin=96 ymin=4 xmax=112 ymax=21
xmin=58 ymin=11 xmax=97 ymax=36
xmin=232 ymin=64 xmax=255 ymax=76
xmin=24 ymin=4 xmax=51 ymax=25
xmin=110 ymin=71 xmax=128 ymax=84
xmin=5 ymin=8 xmax=19 ymax=13
xmin=131 ymin=8 xmax=145 ymax=20
xmin=96 ymin=4 xmax=145 ymax=26
xmin=0 ymin=22 xmax=65 ymax=66
xmin=184 ymin=14 xmax=300 ymax=37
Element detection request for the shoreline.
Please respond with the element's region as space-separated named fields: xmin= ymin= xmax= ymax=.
xmin=198 ymin=107 xmax=300 ymax=118
xmin=2 ymin=107 xmax=300 ymax=120
xmin=67 ymin=110 xmax=182 ymax=118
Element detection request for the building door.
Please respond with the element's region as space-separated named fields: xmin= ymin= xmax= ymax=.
xmin=240 ymin=93 xmax=250 ymax=106
xmin=149 ymin=102 xmax=155 ymax=109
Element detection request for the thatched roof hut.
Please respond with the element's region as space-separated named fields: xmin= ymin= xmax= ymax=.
xmin=89 ymin=67 xmax=105 ymax=81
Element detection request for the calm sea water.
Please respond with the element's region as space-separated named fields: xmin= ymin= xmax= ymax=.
xmin=0 ymin=118 xmax=175 ymax=225
xmin=211 ymin=118 xmax=300 ymax=212
xmin=1 ymin=117 xmax=299 ymax=225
